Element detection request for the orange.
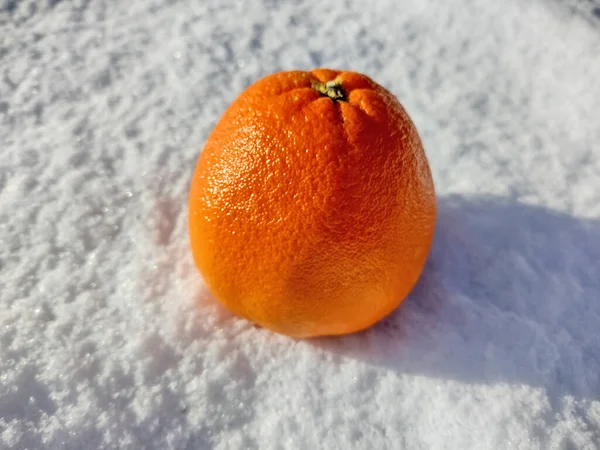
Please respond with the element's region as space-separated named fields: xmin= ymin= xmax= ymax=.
xmin=188 ymin=68 xmax=436 ymax=338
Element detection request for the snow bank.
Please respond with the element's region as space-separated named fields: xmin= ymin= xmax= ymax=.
xmin=1 ymin=0 xmax=599 ymax=448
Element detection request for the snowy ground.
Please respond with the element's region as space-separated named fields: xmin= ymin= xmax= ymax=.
xmin=2 ymin=0 xmax=600 ymax=449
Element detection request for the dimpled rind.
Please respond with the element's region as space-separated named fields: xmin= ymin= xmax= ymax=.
xmin=188 ymin=69 xmax=436 ymax=338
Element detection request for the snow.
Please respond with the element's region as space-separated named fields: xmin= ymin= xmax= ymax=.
xmin=1 ymin=0 xmax=600 ymax=448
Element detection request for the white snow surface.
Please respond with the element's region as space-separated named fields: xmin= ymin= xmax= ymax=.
xmin=2 ymin=0 xmax=600 ymax=448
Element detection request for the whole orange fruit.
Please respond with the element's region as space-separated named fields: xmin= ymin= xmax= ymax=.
xmin=188 ymin=68 xmax=436 ymax=338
